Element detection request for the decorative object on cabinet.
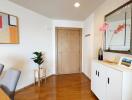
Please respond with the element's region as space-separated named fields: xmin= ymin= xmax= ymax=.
xmin=104 ymin=1 xmax=132 ymax=54
xmin=119 ymin=57 xmax=132 ymax=67
xmin=0 ymin=12 xmax=19 ymax=44
xmin=98 ymin=48 xmax=103 ymax=60
xmin=99 ymin=22 xmax=109 ymax=32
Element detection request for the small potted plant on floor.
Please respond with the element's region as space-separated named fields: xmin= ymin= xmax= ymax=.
xmin=32 ymin=51 xmax=44 ymax=85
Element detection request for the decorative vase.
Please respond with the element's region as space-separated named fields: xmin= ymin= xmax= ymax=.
xmin=108 ymin=47 xmax=111 ymax=51
xmin=98 ymin=48 xmax=103 ymax=60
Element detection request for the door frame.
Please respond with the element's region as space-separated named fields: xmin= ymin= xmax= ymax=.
xmin=55 ymin=27 xmax=82 ymax=74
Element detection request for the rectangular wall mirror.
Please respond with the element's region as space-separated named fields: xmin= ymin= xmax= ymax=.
xmin=104 ymin=1 xmax=132 ymax=54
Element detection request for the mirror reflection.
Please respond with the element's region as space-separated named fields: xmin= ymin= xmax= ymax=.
xmin=104 ymin=3 xmax=131 ymax=53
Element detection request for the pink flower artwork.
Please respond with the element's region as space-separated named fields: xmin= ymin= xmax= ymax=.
xmin=114 ymin=24 xmax=125 ymax=34
xmin=99 ymin=22 xmax=109 ymax=32
xmin=0 ymin=16 xmax=2 ymax=29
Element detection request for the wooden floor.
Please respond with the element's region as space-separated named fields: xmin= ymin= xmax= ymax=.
xmin=15 ymin=73 xmax=97 ymax=100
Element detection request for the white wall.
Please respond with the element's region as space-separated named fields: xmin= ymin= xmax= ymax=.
xmin=53 ymin=20 xmax=83 ymax=28
xmin=82 ymin=14 xmax=94 ymax=78
xmin=0 ymin=0 xmax=54 ymax=90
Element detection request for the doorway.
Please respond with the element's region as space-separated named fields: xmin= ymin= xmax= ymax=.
xmin=56 ymin=27 xmax=82 ymax=74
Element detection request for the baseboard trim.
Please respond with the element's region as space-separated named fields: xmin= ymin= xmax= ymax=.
xmin=16 ymin=74 xmax=55 ymax=93
xmin=16 ymin=83 xmax=34 ymax=93
xmin=82 ymin=72 xmax=91 ymax=81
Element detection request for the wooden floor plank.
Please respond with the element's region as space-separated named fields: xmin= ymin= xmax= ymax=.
xmin=15 ymin=73 xmax=97 ymax=100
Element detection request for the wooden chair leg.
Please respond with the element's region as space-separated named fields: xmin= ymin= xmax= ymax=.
xmin=34 ymin=78 xmax=36 ymax=85
xmin=45 ymin=70 xmax=46 ymax=84
xmin=44 ymin=78 xmax=46 ymax=84
xmin=34 ymin=72 xmax=36 ymax=85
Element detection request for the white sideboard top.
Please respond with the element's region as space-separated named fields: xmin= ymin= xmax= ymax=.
xmin=93 ymin=59 xmax=132 ymax=72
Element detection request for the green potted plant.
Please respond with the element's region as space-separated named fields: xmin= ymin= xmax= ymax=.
xmin=32 ymin=51 xmax=44 ymax=86
xmin=32 ymin=51 xmax=44 ymax=68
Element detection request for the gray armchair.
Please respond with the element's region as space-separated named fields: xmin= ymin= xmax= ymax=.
xmin=0 ymin=64 xmax=4 ymax=75
xmin=0 ymin=69 xmax=21 ymax=100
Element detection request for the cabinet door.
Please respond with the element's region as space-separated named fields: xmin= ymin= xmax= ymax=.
xmin=91 ymin=62 xmax=106 ymax=100
xmin=106 ymin=68 xmax=122 ymax=100
xmin=97 ymin=65 xmax=107 ymax=100
xmin=91 ymin=62 xmax=98 ymax=96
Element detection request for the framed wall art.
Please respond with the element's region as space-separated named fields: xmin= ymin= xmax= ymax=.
xmin=104 ymin=1 xmax=132 ymax=54
xmin=0 ymin=12 xmax=19 ymax=44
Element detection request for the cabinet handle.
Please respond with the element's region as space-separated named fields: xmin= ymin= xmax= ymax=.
xmin=108 ymin=77 xmax=110 ymax=84
xmin=96 ymin=70 xmax=97 ymax=76
xmin=98 ymin=71 xmax=99 ymax=77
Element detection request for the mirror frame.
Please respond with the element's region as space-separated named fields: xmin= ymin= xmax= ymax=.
xmin=104 ymin=0 xmax=132 ymax=54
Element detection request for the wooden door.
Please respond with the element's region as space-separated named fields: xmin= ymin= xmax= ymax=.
xmin=56 ymin=28 xmax=82 ymax=74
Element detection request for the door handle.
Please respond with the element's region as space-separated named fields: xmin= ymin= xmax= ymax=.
xmin=96 ymin=70 xmax=97 ymax=76
xmin=108 ymin=77 xmax=110 ymax=84
xmin=98 ymin=71 xmax=99 ymax=77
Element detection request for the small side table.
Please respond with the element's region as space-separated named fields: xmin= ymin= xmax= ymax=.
xmin=34 ymin=67 xmax=46 ymax=86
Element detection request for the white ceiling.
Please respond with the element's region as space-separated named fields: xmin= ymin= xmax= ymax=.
xmin=10 ymin=0 xmax=106 ymax=21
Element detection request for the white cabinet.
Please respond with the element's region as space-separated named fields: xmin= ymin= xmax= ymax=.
xmin=91 ymin=62 xmax=98 ymax=95
xmin=91 ymin=62 xmax=106 ymax=100
xmin=91 ymin=60 xmax=132 ymax=100
xmin=106 ymin=67 xmax=122 ymax=100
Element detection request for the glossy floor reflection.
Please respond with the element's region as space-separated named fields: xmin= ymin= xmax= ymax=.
xmin=15 ymin=73 xmax=97 ymax=100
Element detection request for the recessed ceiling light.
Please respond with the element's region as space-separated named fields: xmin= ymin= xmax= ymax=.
xmin=74 ymin=2 xmax=80 ymax=8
